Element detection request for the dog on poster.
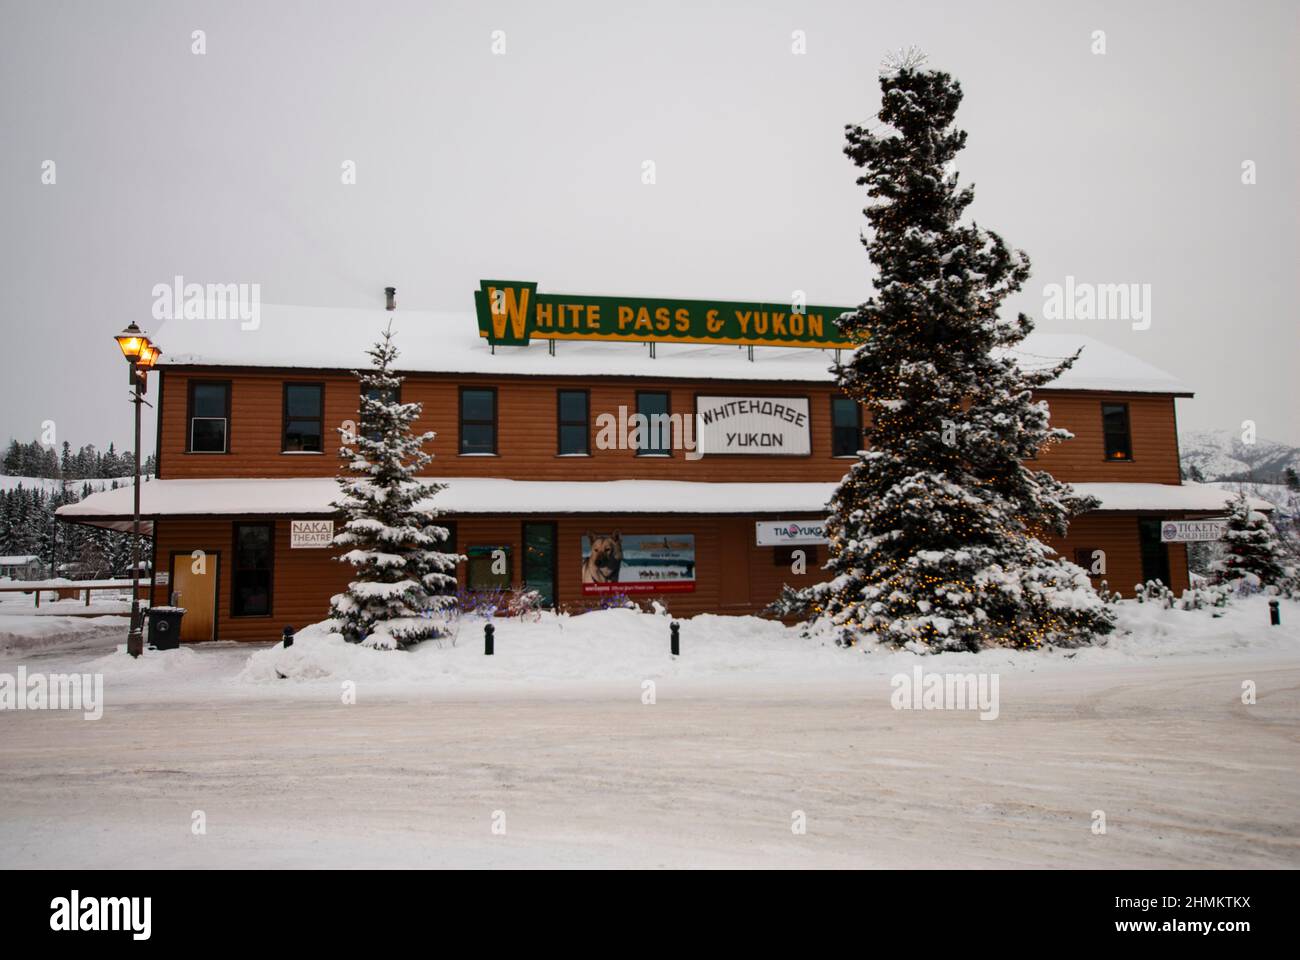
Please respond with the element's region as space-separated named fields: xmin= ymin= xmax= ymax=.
xmin=582 ymin=532 xmax=623 ymax=583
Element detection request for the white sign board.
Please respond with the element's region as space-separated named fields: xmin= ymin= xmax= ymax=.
xmin=695 ymin=396 xmax=811 ymax=455
xmin=156 ymin=572 xmax=169 ymax=586
xmin=290 ymin=519 xmax=335 ymax=548
xmin=756 ymin=520 xmax=828 ymax=546
xmin=1160 ymin=520 xmax=1226 ymax=543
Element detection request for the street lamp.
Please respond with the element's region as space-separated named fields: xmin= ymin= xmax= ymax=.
xmin=114 ymin=322 xmax=158 ymax=657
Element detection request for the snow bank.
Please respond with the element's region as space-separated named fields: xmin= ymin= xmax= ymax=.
xmin=0 ymin=614 xmax=129 ymax=652
xmin=82 ymin=643 xmax=210 ymax=681
xmin=238 ymin=596 xmax=1300 ymax=690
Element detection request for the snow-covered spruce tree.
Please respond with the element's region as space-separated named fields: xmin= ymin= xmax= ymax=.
xmin=1211 ymin=491 xmax=1295 ymax=594
xmin=811 ymin=57 xmax=1115 ymax=651
xmin=329 ymin=325 xmax=461 ymax=649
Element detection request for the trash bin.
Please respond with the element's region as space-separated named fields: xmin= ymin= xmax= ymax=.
xmin=146 ymin=606 xmax=187 ymax=650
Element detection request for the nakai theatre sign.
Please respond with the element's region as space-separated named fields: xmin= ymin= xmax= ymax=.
xmin=475 ymin=280 xmax=856 ymax=349
xmin=290 ymin=519 xmax=335 ymax=548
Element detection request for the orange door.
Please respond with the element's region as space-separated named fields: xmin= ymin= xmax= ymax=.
xmin=170 ymin=553 xmax=218 ymax=642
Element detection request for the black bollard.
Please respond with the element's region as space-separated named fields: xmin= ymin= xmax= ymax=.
xmin=282 ymin=625 xmax=295 ymax=648
xmin=1269 ymin=600 xmax=1280 ymax=626
xmin=670 ymin=620 xmax=680 ymax=657
xmin=485 ymin=622 xmax=494 ymax=655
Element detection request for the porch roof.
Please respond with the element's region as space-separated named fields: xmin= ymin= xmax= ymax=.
xmin=55 ymin=478 xmax=1269 ymax=533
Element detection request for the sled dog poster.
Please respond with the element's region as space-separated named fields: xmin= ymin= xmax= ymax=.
xmin=580 ymin=533 xmax=696 ymax=595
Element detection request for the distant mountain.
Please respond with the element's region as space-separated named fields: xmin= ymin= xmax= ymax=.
xmin=1179 ymin=429 xmax=1300 ymax=484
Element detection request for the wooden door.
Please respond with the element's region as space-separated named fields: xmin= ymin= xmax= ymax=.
xmin=719 ymin=518 xmax=752 ymax=608
xmin=170 ymin=552 xmax=218 ymax=642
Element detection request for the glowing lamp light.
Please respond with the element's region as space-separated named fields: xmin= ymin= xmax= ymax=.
xmin=114 ymin=321 xmax=152 ymax=361
xmin=137 ymin=341 xmax=161 ymax=369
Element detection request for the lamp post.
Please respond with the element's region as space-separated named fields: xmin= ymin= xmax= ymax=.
xmin=114 ymin=322 xmax=160 ymax=658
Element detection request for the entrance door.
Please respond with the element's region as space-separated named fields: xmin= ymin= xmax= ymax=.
xmin=720 ymin=518 xmax=752 ymax=608
xmin=170 ymin=552 xmax=218 ymax=642
xmin=1137 ymin=518 xmax=1171 ymax=587
xmin=522 ymin=522 xmax=556 ymax=607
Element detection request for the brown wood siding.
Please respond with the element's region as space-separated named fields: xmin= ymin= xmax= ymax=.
xmin=153 ymin=511 xmax=1178 ymax=641
xmin=1045 ymin=514 xmax=1189 ymax=597
xmin=158 ymin=366 xmax=1184 ymax=486
xmin=1034 ymin=393 xmax=1183 ymax=484
xmin=150 ymin=518 xmax=352 ymax=643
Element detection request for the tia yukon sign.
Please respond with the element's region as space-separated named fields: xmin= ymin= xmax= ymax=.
xmin=475 ymin=280 xmax=855 ymax=349
xmin=696 ymin=396 xmax=811 ymax=455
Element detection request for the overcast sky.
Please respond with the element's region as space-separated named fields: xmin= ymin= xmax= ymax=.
xmin=2 ymin=0 xmax=1296 ymax=455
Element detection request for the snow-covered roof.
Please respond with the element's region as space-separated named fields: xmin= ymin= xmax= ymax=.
xmin=57 ymin=478 xmax=1264 ymax=532
xmin=152 ymin=305 xmax=1193 ymax=394
xmin=0 ymin=555 xmax=40 ymax=565
xmin=1071 ymin=483 xmax=1272 ymax=513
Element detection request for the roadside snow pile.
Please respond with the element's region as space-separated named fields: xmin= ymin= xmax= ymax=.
xmin=239 ymin=608 xmax=847 ymax=687
xmin=82 ymin=643 xmax=209 ymax=681
xmin=238 ymin=595 xmax=1300 ymax=689
xmin=0 ymin=614 xmax=129 ymax=652
xmin=1097 ymin=595 xmax=1297 ymax=659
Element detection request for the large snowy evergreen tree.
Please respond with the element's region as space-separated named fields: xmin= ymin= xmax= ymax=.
xmin=810 ymin=55 xmax=1115 ymax=651
xmin=329 ymin=325 xmax=461 ymax=649
xmin=1211 ymin=491 xmax=1295 ymax=594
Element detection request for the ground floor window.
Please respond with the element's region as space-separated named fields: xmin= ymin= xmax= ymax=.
xmin=1073 ymin=547 xmax=1101 ymax=577
xmin=466 ymin=545 xmax=510 ymax=592
xmin=232 ymin=522 xmax=274 ymax=616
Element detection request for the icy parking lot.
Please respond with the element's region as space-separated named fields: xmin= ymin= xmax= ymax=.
xmin=1 ymin=600 xmax=1298 ymax=868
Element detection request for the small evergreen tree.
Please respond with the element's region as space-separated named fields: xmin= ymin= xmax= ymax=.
xmin=329 ymin=324 xmax=462 ymax=649
xmin=1211 ymin=491 xmax=1295 ymax=594
xmin=810 ymin=55 xmax=1114 ymax=651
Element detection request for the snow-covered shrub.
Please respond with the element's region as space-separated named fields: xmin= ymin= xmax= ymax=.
xmin=1095 ymin=580 xmax=1123 ymax=605
xmin=505 ymin=588 xmax=544 ymax=621
xmin=453 ymin=587 xmax=545 ymax=620
xmin=765 ymin=583 xmax=812 ymax=619
xmin=1135 ymin=580 xmax=1176 ymax=608
xmin=1177 ymin=583 xmax=1230 ymax=614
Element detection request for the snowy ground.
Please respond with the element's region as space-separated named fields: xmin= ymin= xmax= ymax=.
xmin=1 ymin=599 xmax=1297 ymax=868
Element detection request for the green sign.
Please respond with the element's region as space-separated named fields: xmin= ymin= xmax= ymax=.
xmin=474 ymin=280 xmax=857 ymax=349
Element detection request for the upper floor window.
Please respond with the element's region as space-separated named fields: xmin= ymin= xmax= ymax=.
xmin=362 ymin=384 xmax=400 ymax=443
xmin=557 ymin=389 xmax=589 ymax=456
xmin=460 ymin=387 xmax=497 ymax=455
xmin=1101 ymin=402 xmax=1132 ymax=461
xmin=830 ymin=397 xmax=862 ymax=458
xmin=283 ymin=383 xmax=324 ymax=453
xmin=187 ymin=380 xmax=230 ymax=453
xmin=232 ymin=522 xmax=274 ymax=617
xmin=635 ymin=391 xmax=671 ymax=456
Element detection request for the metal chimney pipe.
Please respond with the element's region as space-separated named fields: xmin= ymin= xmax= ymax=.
xmin=385 ymin=286 xmax=396 ymax=311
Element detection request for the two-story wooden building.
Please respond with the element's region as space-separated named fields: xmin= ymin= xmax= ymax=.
xmin=59 ymin=287 xmax=1250 ymax=643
